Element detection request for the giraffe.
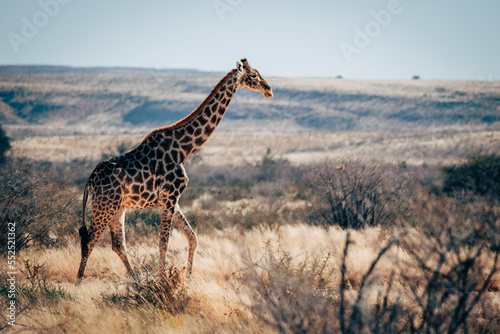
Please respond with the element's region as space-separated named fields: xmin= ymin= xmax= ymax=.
xmin=77 ymin=59 xmax=273 ymax=280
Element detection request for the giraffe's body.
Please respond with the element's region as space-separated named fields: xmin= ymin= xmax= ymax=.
xmin=77 ymin=59 xmax=272 ymax=279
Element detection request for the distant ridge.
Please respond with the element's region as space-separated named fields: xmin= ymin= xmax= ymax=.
xmin=0 ymin=67 xmax=499 ymax=136
xmin=0 ymin=65 xmax=217 ymax=75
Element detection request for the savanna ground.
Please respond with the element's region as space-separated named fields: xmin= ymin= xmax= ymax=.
xmin=1 ymin=72 xmax=500 ymax=333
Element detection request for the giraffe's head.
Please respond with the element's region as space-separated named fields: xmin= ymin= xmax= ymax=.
xmin=236 ymin=59 xmax=273 ymax=98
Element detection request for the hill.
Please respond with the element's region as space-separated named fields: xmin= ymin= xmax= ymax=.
xmin=1 ymin=66 xmax=499 ymax=138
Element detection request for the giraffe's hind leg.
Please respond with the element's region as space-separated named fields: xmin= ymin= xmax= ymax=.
xmin=109 ymin=207 xmax=135 ymax=277
xmin=173 ymin=205 xmax=197 ymax=278
xmin=77 ymin=211 xmax=109 ymax=280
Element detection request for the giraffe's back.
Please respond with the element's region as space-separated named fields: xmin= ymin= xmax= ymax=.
xmin=88 ymin=148 xmax=156 ymax=210
xmin=89 ymin=136 xmax=185 ymax=211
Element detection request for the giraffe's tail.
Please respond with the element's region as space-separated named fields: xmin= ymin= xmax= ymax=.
xmin=80 ymin=177 xmax=93 ymax=256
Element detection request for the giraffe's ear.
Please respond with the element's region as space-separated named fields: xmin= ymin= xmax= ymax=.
xmin=236 ymin=60 xmax=244 ymax=73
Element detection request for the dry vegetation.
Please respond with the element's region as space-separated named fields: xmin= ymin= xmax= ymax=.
xmin=1 ymin=150 xmax=499 ymax=333
xmin=7 ymin=129 xmax=500 ymax=167
xmin=1 ymin=222 xmax=498 ymax=333
xmin=1 ymin=69 xmax=499 ymax=332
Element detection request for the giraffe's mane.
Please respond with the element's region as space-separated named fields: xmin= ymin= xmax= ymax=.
xmin=145 ymin=69 xmax=237 ymax=138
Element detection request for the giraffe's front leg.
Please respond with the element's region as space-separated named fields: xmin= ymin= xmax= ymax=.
xmin=173 ymin=205 xmax=197 ymax=278
xmin=158 ymin=164 xmax=189 ymax=278
xmin=159 ymin=204 xmax=175 ymax=276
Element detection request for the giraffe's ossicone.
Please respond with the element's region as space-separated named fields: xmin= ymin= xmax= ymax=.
xmin=77 ymin=59 xmax=273 ymax=280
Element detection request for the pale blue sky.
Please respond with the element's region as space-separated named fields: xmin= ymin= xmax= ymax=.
xmin=0 ymin=0 xmax=499 ymax=79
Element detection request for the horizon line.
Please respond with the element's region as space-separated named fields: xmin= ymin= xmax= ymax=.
xmin=0 ymin=64 xmax=497 ymax=81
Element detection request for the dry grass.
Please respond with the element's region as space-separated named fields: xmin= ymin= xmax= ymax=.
xmin=9 ymin=129 xmax=500 ymax=167
xmin=1 ymin=224 xmax=498 ymax=333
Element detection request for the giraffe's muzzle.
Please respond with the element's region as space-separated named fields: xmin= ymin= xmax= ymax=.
xmin=261 ymin=82 xmax=273 ymax=97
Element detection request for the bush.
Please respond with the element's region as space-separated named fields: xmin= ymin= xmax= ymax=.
xmin=240 ymin=241 xmax=336 ymax=333
xmin=104 ymin=266 xmax=190 ymax=314
xmin=19 ymin=259 xmax=72 ymax=303
xmin=400 ymin=188 xmax=500 ymax=333
xmin=0 ymin=157 xmax=77 ymax=254
xmin=308 ymin=160 xmax=412 ymax=229
xmin=442 ymin=154 xmax=500 ymax=201
xmin=239 ymin=232 xmax=408 ymax=333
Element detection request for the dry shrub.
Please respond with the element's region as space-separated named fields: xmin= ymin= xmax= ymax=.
xmin=338 ymin=231 xmax=409 ymax=334
xmin=16 ymin=259 xmax=72 ymax=305
xmin=238 ymin=232 xmax=408 ymax=334
xmin=309 ymin=159 xmax=412 ymax=229
xmin=239 ymin=241 xmax=336 ymax=333
xmin=0 ymin=156 xmax=78 ymax=254
xmin=400 ymin=188 xmax=500 ymax=333
xmin=442 ymin=153 xmax=500 ymax=201
xmin=104 ymin=266 xmax=191 ymax=315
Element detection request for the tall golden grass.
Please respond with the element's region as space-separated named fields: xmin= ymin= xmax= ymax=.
xmin=1 ymin=222 xmax=498 ymax=333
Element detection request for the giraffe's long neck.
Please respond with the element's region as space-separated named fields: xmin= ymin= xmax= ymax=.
xmin=149 ymin=69 xmax=239 ymax=164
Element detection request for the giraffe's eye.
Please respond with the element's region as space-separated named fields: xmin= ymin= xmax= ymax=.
xmin=250 ymin=73 xmax=257 ymax=79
